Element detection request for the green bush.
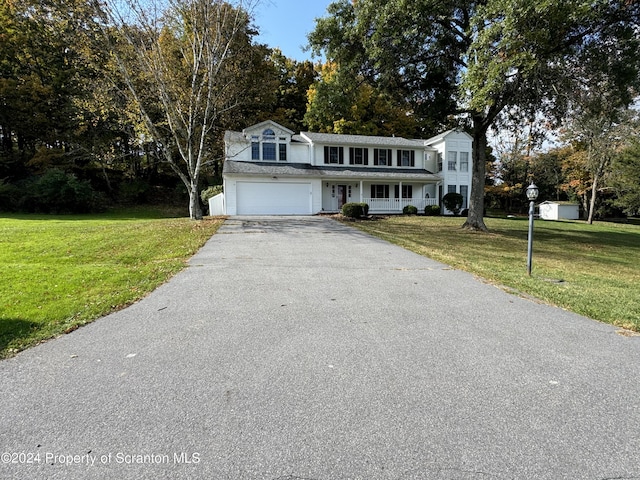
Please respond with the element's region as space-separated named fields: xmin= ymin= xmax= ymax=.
xmin=24 ymin=169 xmax=106 ymax=214
xmin=342 ymin=202 xmax=363 ymax=218
xmin=0 ymin=180 xmax=21 ymax=212
xmin=118 ymin=179 xmax=150 ymax=204
xmin=200 ymin=185 xmax=223 ymax=204
xmin=403 ymin=205 xmax=418 ymax=215
xmin=424 ymin=205 xmax=441 ymax=216
xmin=443 ymin=192 xmax=464 ymax=215
xmin=358 ymin=202 xmax=369 ymax=216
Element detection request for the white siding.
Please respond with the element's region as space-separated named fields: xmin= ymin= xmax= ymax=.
xmin=224 ymin=175 xmax=322 ymax=215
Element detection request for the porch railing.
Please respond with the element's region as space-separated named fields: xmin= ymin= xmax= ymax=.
xmin=363 ymin=197 xmax=439 ymax=213
xmin=327 ymin=197 xmax=439 ymax=213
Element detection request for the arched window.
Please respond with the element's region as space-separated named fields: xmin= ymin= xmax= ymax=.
xmin=250 ymin=128 xmax=287 ymax=161
xmin=262 ymin=129 xmax=276 ymax=160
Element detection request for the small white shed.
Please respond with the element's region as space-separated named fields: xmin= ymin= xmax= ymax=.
xmin=539 ymin=201 xmax=580 ymax=220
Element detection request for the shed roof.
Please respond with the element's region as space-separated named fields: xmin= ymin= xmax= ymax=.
xmin=539 ymin=201 xmax=580 ymax=206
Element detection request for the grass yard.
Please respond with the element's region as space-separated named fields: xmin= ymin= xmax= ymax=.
xmin=0 ymin=207 xmax=224 ymax=358
xmin=347 ymin=215 xmax=640 ymax=332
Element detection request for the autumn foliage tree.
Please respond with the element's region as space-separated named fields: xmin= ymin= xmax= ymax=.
xmin=309 ymin=0 xmax=640 ymax=230
xmin=95 ymin=0 xmax=260 ymax=219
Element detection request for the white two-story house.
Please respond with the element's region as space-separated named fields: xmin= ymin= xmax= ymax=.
xmin=213 ymin=120 xmax=472 ymax=216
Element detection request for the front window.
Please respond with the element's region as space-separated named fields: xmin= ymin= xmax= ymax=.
xmin=398 ymin=150 xmax=415 ymax=167
xmin=374 ymin=148 xmax=392 ymax=166
xmin=349 ymin=147 xmax=368 ymax=165
xmin=324 ymin=146 xmax=344 ymax=164
xmin=251 ymin=136 xmax=259 ymax=160
xmin=437 ymin=153 xmax=443 ymax=172
xmin=370 ymin=184 xmax=390 ymax=198
xmin=263 ymin=142 xmax=276 ymax=160
xmin=251 ymin=128 xmax=287 ymax=161
xmin=394 ymin=185 xmax=413 ymax=198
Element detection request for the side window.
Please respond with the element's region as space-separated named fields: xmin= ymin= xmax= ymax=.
xmin=447 ymin=151 xmax=457 ymax=171
xmin=460 ymin=185 xmax=469 ymax=208
xmin=460 ymin=152 xmax=469 ymax=172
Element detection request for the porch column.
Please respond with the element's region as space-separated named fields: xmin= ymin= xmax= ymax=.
xmin=359 ymin=180 xmax=363 ymax=202
xmin=399 ymin=181 xmax=403 ymax=212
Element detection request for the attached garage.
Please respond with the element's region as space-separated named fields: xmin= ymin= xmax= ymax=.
xmin=236 ymin=181 xmax=312 ymax=215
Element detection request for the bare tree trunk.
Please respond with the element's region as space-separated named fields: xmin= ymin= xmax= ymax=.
xmin=462 ymin=118 xmax=488 ymax=231
xmin=188 ymin=185 xmax=203 ymax=220
xmin=587 ymin=172 xmax=599 ymax=224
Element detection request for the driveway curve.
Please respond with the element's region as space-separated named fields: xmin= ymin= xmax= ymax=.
xmin=1 ymin=216 xmax=639 ymax=480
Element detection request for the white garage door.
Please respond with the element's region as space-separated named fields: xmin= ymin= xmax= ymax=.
xmin=236 ymin=182 xmax=312 ymax=215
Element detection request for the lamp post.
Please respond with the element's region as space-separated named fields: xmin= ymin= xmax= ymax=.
xmin=526 ymin=183 xmax=539 ymax=276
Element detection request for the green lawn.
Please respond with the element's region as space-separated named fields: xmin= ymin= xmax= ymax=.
xmin=0 ymin=208 xmax=224 ymax=358
xmin=347 ymin=215 xmax=640 ymax=332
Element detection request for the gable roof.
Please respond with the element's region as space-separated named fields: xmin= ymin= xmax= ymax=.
xmin=424 ymin=129 xmax=473 ymax=146
xmin=242 ymin=120 xmax=294 ymax=136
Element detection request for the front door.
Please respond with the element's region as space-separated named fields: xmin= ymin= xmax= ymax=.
xmin=337 ymin=185 xmax=348 ymax=209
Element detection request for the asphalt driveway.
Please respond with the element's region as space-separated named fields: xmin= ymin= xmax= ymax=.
xmin=1 ymin=216 xmax=639 ymax=480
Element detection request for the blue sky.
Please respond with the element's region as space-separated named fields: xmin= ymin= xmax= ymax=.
xmin=253 ymin=0 xmax=333 ymax=61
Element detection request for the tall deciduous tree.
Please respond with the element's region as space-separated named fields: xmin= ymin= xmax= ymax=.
xmin=309 ymin=0 xmax=640 ymax=230
xmin=304 ymin=61 xmax=420 ymax=137
xmin=611 ymin=139 xmax=640 ymax=217
xmin=95 ymin=0 xmax=259 ymax=219
xmin=562 ymin=106 xmax=638 ymax=223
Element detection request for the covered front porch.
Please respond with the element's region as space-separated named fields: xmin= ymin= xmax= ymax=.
xmin=321 ymin=179 xmax=441 ymax=214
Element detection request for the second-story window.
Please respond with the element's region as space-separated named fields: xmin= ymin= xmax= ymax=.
xmin=251 ymin=136 xmax=260 ymax=160
xmin=251 ymin=128 xmax=287 ymax=161
xmin=460 ymin=152 xmax=469 ymax=172
xmin=324 ymin=146 xmax=344 ymax=164
xmin=374 ymin=148 xmax=392 ymax=166
xmin=279 ymin=142 xmax=287 ymax=161
xmin=447 ymin=151 xmax=457 ymax=171
xmin=262 ymin=129 xmax=276 ymax=160
xmin=437 ymin=153 xmax=443 ymax=172
xmin=397 ymin=150 xmax=415 ymax=167
xmin=349 ymin=147 xmax=368 ymax=165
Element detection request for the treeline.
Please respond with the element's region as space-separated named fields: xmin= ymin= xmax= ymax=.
xmin=0 ymin=0 xmax=316 ymax=214
xmin=1 ymin=0 xmax=639 ymax=220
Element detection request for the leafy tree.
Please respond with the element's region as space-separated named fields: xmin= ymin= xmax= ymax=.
xmin=266 ymin=50 xmax=318 ymax=132
xmin=95 ymin=0 xmax=260 ymax=219
xmin=309 ymin=0 xmax=640 ymax=230
xmin=304 ymin=61 xmax=420 ymax=137
xmin=611 ymin=139 xmax=640 ymax=217
xmin=562 ymin=106 xmax=638 ymax=223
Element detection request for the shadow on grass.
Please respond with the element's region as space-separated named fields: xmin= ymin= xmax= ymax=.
xmin=0 ymin=318 xmax=42 ymax=359
xmin=0 ymin=205 xmax=188 ymax=222
xmin=494 ymin=219 xmax=640 ymax=251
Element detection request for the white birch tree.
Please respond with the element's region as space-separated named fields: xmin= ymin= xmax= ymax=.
xmin=95 ymin=0 xmax=258 ymax=219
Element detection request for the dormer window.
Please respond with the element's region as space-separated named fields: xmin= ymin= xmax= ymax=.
xmin=251 ymin=128 xmax=287 ymax=161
